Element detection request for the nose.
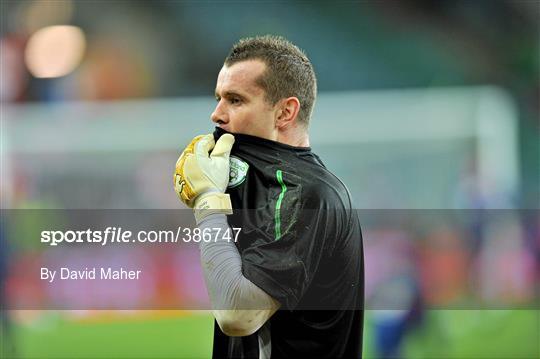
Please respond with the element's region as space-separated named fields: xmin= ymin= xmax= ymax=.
xmin=211 ymin=100 xmax=228 ymax=124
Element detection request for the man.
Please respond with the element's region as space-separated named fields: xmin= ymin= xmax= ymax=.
xmin=174 ymin=35 xmax=364 ymax=358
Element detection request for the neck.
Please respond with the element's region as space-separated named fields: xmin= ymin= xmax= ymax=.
xmin=276 ymin=126 xmax=310 ymax=147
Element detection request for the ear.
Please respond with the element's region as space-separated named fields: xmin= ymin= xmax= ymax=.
xmin=275 ymin=97 xmax=301 ymax=129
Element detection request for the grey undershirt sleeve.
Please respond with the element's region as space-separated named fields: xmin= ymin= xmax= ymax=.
xmin=197 ymin=214 xmax=277 ymax=311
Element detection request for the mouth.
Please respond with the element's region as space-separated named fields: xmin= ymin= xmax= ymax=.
xmin=213 ymin=126 xmax=231 ymax=141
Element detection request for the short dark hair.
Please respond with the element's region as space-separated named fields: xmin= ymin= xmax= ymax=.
xmin=224 ymin=35 xmax=317 ymax=128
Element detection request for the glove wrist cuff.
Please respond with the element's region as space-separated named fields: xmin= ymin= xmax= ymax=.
xmin=193 ymin=193 xmax=233 ymax=224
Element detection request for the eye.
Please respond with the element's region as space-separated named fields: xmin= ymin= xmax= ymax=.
xmin=229 ymin=97 xmax=241 ymax=105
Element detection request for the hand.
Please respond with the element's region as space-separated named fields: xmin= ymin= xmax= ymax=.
xmin=174 ymin=133 xmax=235 ymax=222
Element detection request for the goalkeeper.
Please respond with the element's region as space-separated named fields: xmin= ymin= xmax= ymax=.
xmin=174 ymin=35 xmax=364 ymax=358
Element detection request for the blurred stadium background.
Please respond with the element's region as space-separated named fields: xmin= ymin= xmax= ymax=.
xmin=1 ymin=1 xmax=538 ymax=358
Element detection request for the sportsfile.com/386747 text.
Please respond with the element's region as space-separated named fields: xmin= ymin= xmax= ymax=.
xmin=40 ymin=227 xmax=242 ymax=246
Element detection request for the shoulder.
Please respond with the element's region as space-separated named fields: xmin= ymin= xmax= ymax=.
xmin=294 ymin=163 xmax=359 ymax=252
xmin=297 ymin=161 xmax=354 ymax=211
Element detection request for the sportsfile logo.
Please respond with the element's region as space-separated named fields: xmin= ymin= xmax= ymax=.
xmin=40 ymin=226 xmax=242 ymax=246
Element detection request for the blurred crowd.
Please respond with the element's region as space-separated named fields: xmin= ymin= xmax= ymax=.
xmin=1 ymin=0 xmax=538 ymax=204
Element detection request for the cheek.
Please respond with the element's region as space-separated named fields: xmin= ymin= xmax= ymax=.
xmin=231 ymin=107 xmax=256 ymax=129
xmin=228 ymin=108 xmax=246 ymax=126
xmin=230 ymin=103 xmax=273 ymax=134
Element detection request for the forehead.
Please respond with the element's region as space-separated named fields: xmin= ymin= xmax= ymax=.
xmin=215 ymin=59 xmax=266 ymax=96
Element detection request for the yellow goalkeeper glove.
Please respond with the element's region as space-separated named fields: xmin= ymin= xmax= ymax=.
xmin=174 ymin=133 xmax=235 ymax=223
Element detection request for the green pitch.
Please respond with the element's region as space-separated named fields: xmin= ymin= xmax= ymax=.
xmin=9 ymin=312 xmax=214 ymax=359
xmin=6 ymin=310 xmax=539 ymax=358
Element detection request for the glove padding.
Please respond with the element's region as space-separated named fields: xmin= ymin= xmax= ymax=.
xmin=174 ymin=133 xmax=235 ymax=223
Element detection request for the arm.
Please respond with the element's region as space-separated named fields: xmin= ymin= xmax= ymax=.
xmin=198 ymin=214 xmax=280 ymax=337
xmin=173 ymin=134 xmax=280 ymax=337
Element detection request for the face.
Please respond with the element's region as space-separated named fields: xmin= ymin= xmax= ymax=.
xmin=212 ymin=60 xmax=278 ymax=139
